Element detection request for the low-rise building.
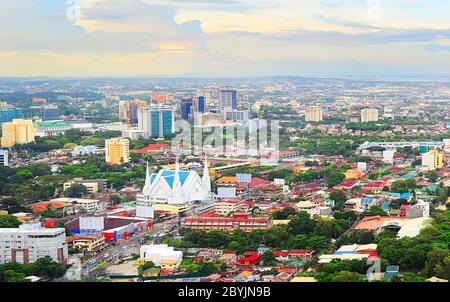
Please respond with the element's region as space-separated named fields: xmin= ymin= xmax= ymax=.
xmin=140 ymin=244 xmax=182 ymax=269
xmin=0 ymin=222 xmax=68 ymax=264
xmin=181 ymin=213 xmax=272 ymax=232
xmin=63 ymin=178 xmax=107 ymax=195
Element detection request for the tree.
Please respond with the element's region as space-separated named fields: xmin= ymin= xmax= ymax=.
xmin=0 ymin=215 xmax=22 ymax=228
xmin=426 ymin=170 xmax=438 ymax=183
xmin=109 ymin=195 xmax=122 ymax=206
xmin=288 ymin=212 xmax=316 ymax=235
xmin=0 ymin=198 xmax=28 ymax=214
xmin=434 ymin=256 xmax=450 ymax=280
xmin=331 ymin=271 xmax=363 ymax=282
xmin=326 ymin=172 xmax=345 ymax=188
xmin=329 ymin=190 xmax=347 ymax=203
xmin=260 ymin=251 xmax=277 ymax=266
xmin=363 ymin=206 xmax=388 ymax=217
xmin=423 ymin=248 xmax=450 ymax=278
xmin=66 ymin=184 xmax=88 ymax=198
xmin=4 ymin=270 xmax=27 ymax=282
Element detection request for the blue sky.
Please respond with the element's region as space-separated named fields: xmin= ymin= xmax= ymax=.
xmin=1 ymin=0 xmax=450 ymax=77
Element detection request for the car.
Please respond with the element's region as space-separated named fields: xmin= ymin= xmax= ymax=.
xmin=103 ymin=253 xmax=110 ymax=258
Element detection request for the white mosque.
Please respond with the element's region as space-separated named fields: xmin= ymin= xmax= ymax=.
xmin=136 ymin=155 xmax=212 ymax=218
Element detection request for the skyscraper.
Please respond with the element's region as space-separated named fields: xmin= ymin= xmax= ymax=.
xmin=305 ymin=106 xmax=323 ymax=122
xmin=1 ymin=119 xmax=36 ymax=148
xmin=105 ymin=138 xmax=130 ymax=165
xmin=219 ymin=89 xmax=238 ymax=111
xmin=361 ymin=108 xmax=379 ymax=122
xmin=118 ymin=99 xmax=147 ymax=125
xmin=181 ymin=98 xmax=193 ymax=121
xmin=194 ymin=96 xmax=206 ymax=114
xmin=40 ymin=104 xmax=60 ymax=121
xmin=138 ymin=106 xmax=175 ymax=138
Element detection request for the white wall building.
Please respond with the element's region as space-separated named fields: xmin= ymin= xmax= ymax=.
xmin=140 ymin=244 xmax=183 ymax=268
xmin=0 ymin=149 xmax=8 ymax=166
xmin=0 ymin=223 xmax=68 ymax=264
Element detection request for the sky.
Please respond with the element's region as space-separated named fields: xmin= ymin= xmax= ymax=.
xmin=1 ymin=0 xmax=450 ymax=77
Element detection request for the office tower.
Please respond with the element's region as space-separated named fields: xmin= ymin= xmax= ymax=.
xmin=181 ymin=98 xmax=193 ymax=121
xmin=130 ymin=99 xmax=147 ymax=124
xmin=305 ymin=106 xmax=323 ymax=122
xmin=40 ymin=104 xmax=60 ymax=121
xmin=118 ymin=100 xmax=129 ymax=123
xmin=119 ymin=99 xmax=147 ymax=125
xmin=361 ymin=108 xmax=379 ymax=122
xmin=1 ymin=119 xmax=36 ymax=148
xmin=0 ymin=149 xmax=8 ymax=166
xmin=219 ymin=89 xmax=238 ymax=111
xmin=138 ymin=106 xmax=175 ymax=138
xmin=194 ymin=96 xmax=206 ymax=114
xmin=0 ymin=108 xmax=24 ymax=126
xmin=105 ymin=137 xmax=130 ymax=165
xmin=422 ymin=149 xmax=443 ymax=170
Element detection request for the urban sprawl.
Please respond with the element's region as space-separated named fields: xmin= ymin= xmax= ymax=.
xmin=0 ymin=77 xmax=449 ymax=283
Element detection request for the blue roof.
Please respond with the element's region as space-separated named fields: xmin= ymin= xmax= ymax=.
xmin=390 ymin=192 xmax=413 ymax=199
xmin=361 ymin=198 xmax=375 ymax=203
xmin=150 ymin=170 xmax=191 ymax=189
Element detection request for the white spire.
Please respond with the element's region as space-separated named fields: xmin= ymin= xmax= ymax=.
xmin=142 ymin=161 xmax=152 ymax=195
xmin=202 ymin=154 xmax=211 ymax=193
xmin=172 ymin=155 xmax=182 ymax=197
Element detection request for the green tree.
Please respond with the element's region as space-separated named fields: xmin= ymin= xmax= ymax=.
xmin=66 ymin=184 xmax=88 ymax=198
xmin=0 ymin=214 xmax=22 ymax=228
xmin=260 ymin=251 xmax=277 ymax=266
xmin=331 ymin=271 xmax=364 ymax=282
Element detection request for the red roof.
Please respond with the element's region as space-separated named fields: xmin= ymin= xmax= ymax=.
xmin=135 ymin=144 xmax=169 ymax=154
xmin=289 ymin=249 xmax=314 ymax=255
xmin=274 ymin=251 xmax=289 ymax=257
xmin=198 ymin=212 xmax=221 ymax=217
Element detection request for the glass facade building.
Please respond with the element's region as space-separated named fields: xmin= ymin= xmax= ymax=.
xmin=0 ymin=108 xmax=24 ymax=125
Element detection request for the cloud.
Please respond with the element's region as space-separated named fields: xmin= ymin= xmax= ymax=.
xmin=0 ymin=0 xmax=206 ymax=53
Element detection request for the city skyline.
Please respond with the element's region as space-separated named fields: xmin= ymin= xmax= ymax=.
xmin=1 ymin=0 xmax=450 ymax=78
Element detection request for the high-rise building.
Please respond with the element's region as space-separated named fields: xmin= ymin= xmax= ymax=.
xmin=105 ymin=137 xmax=130 ymax=165
xmin=1 ymin=119 xmax=36 ymax=148
xmin=138 ymin=106 xmax=175 ymax=138
xmin=0 ymin=223 xmax=68 ymax=264
xmin=194 ymin=96 xmax=206 ymax=114
xmin=219 ymin=89 xmax=238 ymax=111
xmin=0 ymin=149 xmax=8 ymax=166
xmin=305 ymin=106 xmax=323 ymax=122
xmin=40 ymin=104 xmax=60 ymax=121
xmin=118 ymin=99 xmax=147 ymax=125
xmin=0 ymin=108 xmax=24 ymax=126
xmin=181 ymin=98 xmax=193 ymax=121
xmin=422 ymin=149 xmax=443 ymax=170
xmin=361 ymin=108 xmax=379 ymax=122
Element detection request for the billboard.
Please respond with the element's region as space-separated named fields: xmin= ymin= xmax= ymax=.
xmin=217 ymin=187 xmax=237 ymax=199
xmin=79 ymin=216 xmax=104 ymax=231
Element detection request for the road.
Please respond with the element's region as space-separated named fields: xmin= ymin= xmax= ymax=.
xmin=80 ymin=218 xmax=180 ymax=276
